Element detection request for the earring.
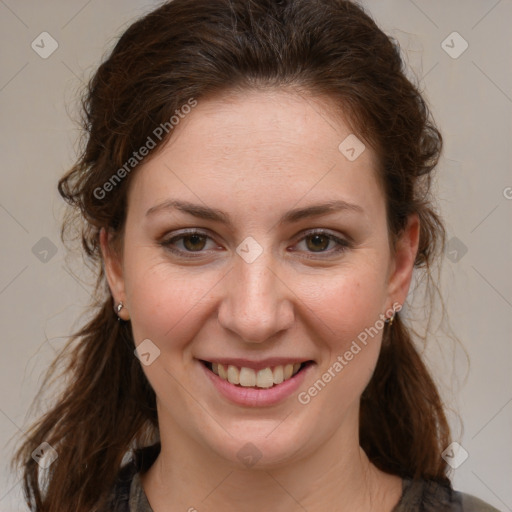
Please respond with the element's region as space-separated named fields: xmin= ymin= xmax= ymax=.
xmin=385 ymin=311 xmax=396 ymax=326
xmin=114 ymin=301 xmax=126 ymax=321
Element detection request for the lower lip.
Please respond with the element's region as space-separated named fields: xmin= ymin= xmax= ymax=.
xmin=200 ymin=361 xmax=313 ymax=407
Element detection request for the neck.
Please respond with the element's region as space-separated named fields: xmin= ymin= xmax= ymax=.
xmin=140 ymin=408 xmax=402 ymax=512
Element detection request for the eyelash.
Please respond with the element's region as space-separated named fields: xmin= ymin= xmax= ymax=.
xmin=159 ymin=228 xmax=350 ymax=259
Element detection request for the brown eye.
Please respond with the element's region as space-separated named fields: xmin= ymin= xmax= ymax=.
xmin=292 ymin=230 xmax=350 ymax=258
xmin=182 ymin=234 xmax=207 ymax=251
xmin=160 ymin=230 xmax=217 ymax=256
xmin=305 ymin=234 xmax=331 ymax=252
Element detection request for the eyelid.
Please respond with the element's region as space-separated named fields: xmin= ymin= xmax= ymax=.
xmin=292 ymin=227 xmax=349 ymax=243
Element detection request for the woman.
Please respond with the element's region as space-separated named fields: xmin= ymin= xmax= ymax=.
xmin=10 ymin=0 xmax=500 ymax=511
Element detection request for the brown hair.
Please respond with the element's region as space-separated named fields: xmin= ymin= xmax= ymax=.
xmin=10 ymin=0 xmax=451 ymax=510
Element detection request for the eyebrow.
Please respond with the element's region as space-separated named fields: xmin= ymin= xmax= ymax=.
xmin=145 ymin=199 xmax=364 ymax=226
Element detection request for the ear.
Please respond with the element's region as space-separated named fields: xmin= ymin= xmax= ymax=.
xmin=385 ymin=213 xmax=420 ymax=310
xmin=99 ymin=227 xmax=130 ymax=321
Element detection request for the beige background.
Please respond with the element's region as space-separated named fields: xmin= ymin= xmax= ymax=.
xmin=1 ymin=0 xmax=511 ymax=510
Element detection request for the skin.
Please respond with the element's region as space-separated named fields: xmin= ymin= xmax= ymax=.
xmin=100 ymin=89 xmax=419 ymax=512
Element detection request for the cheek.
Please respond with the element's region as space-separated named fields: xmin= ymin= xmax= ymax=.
xmin=122 ymin=251 xmax=219 ymax=346
xmin=298 ymin=272 xmax=387 ymax=411
xmin=297 ymin=265 xmax=387 ymax=346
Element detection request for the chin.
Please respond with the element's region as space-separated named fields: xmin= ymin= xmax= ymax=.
xmin=198 ymin=419 xmax=311 ymax=470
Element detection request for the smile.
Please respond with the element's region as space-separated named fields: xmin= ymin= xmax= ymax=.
xmin=202 ymin=360 xmax=312 ymax=389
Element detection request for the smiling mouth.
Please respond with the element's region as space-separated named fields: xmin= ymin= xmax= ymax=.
xmin=201 ymin=360 xmax=314 ymax=389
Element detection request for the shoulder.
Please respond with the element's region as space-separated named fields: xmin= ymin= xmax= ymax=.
xmin=100 ymin=459 xmax=138 ymax=512
xmin=100 ymin=443 xmax=160 ymax=512
xmin=394 ymin=478 xmax=500 ymax=512
xmin=457 ymin=490 xmax=502 ymax=512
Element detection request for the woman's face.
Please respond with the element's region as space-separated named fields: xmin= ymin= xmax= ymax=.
xmin=102 ymin=89 xmax=418 ymax=467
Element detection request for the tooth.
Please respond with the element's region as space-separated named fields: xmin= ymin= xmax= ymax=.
xmin=213 ymin=362 xmax=303 ymax=387
xmin=283 ymin=363 xmax=294 ymax=380
xmin=256 ymin=368 xmax=274 ymax=388
xmin=227 ymin=365 xmax=240 ymax=385
xmin=273 ymin=365 xmax=284 ymax=384
xmin=239 ymin=367 xmax=256 ymax=387
xmin=218 ymin=363 xmax=228 ymax=380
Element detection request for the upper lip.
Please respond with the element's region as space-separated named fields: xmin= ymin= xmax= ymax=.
xmin=198 ymin=357 xmax=314 ymax=371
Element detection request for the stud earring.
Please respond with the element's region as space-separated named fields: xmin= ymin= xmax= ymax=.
xmin=385 ymin=311 xmax=396 ymax=326
xmin=115 ymin=301 xmax=128 ymax=322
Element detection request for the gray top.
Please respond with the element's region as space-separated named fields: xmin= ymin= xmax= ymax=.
xmin=126 ymin=471 xmax=501 ymax=512
xmin=103 ymin=445 xmax=501 ymax=512
xmin=129 ymin=473 xmax=152 ymax=511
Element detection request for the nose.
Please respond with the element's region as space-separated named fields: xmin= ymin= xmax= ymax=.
xmin=217 ymin=249 xmax=295 ymax=344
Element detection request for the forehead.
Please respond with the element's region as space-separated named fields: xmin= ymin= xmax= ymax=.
xmin=127 ymin=89 xmax=384 ymax=220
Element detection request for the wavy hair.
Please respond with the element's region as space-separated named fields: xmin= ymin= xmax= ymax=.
xmin=11 ymin=1 xmax=450 ymax=510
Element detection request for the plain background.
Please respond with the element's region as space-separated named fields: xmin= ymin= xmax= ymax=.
xmin=0 ymin=0 xmax=511 ymax=510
